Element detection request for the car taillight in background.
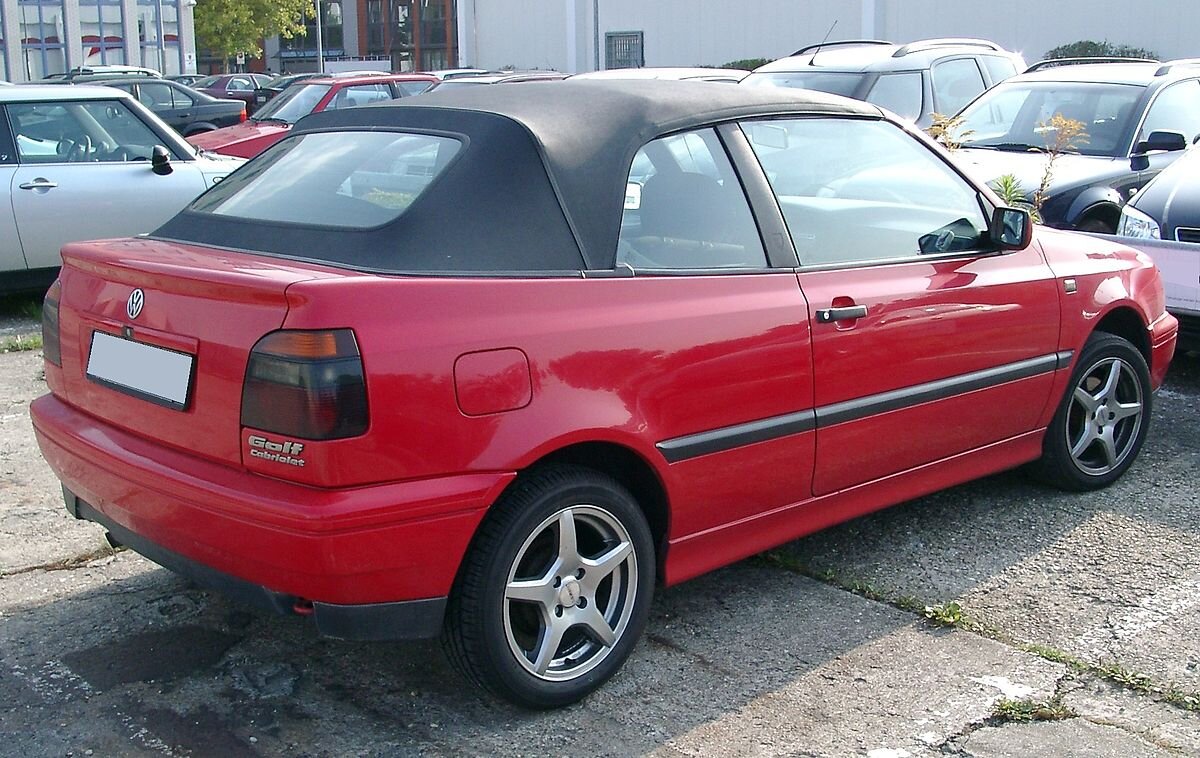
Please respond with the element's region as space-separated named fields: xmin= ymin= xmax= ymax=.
xmin=241 ymin=329 xmax=368 ymax=440
xmin=42 ymin=280 xmax=62 ymax=367
xmin=239 ymin=106 xmax=248 ymax=123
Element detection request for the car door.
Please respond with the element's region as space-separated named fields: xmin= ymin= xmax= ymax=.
xmin=615 ymin=126 xmax=816 ymax=537
xmin=0 ymin=108 xmax=28 ymax=276
xmin=8 ymin=98 xmax=209 ymax=270
xmin=1133 ymin=79 xmax=1200 ymax=179
xmin=741 ymin=117 xmax=1061 ymax=496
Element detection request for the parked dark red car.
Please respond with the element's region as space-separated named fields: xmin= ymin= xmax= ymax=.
xmin=190 ymin=73 xmax=273 ymax=113
xmin=187 ymin=73 xmax=437 ymax=158
xmin=32 ymin=82 xmax=1178 ymax=709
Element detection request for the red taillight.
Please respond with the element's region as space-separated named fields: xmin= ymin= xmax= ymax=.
xmin=239 ymin=106 xmax=247 ymax=123
xmin=241 ymin=329 xmax=368 ymax=440
xmin=42 ymin=280 xmax=62 ymax=367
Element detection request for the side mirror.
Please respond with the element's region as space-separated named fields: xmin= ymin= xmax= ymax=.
xmin=990 ymin=206 xmax=1032 ymax=251
xmin=1136 ymin=129 xmax=1187 ymax=154
xmin=151 ymin=145 xmax=173 ymax=175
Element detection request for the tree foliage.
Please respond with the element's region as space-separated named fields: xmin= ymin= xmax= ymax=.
xmin=195 ymin=0 xmax=315 ymax=63
xmin=1043 ymin=40 xmax=1158 ymax=61
xmin=722 ymin=58 xmax=771 ymax=71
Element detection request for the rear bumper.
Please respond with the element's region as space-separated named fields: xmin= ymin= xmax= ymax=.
xmin=68 ymin=491 xmax=446 ymax=640
xmin=32 ymin=393 xmax=516 ymax=638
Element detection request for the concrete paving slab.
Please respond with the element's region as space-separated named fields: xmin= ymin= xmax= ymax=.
xmin=952 ymin=718 xmax=1174 ymax=757
xmin=0 ymin=349 xmax=106 ymax=574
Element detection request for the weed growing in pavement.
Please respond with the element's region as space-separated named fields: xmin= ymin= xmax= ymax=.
xmin=993 ymin=697 xmax=1075 ymax=722
xmin=0 ymin=333 xmax=42 ymax=353
xmin=923 ymin=601 xmax=967 ymax=627
xmin=0 ymin=292 xmax=43 ymax=319
xmin=895 ymin=595 xmax=923 ymax=612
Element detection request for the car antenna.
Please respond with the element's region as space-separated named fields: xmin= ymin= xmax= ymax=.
xmin=809 ymin=20 xmax=838 ymax=66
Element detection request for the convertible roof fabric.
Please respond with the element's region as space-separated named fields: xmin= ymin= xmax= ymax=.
xmin=155 ymin=80 xmax=881 ymax=273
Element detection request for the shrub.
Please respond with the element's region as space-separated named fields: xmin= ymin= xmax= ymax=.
xmin=1043 ymin=40 xmax=1157 ymax=61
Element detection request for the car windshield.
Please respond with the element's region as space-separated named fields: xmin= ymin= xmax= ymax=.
xmin=253 ymin=83 xmax=332 ymax=124
xmin=192 ymin=75 xmax=221 ymax=89
xmin=741 ymin=71 xmax=867 ymax=97
xmin=957 ymin=81 xmax=1145 ymax=157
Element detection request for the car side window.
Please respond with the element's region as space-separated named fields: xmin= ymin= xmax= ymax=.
xmin=617 ymin=128 xmax=767 ymax=271
xmin=865 ymin=72 xmax=923 ymax=121
xmin=742 ymin=117 xmax=990 ymax=266
xmin=171 ymin=87 xmax=196 ymax=108
xmin=228 ymin=78 xmax=253 ymax=92
xmin=979 ymin=55 xmax=1017 ymax=84
xmin=0 ymin=107 xmax=17 ymax=164
xmin=9 ymin=101 xmax=167 ymax=163
xmin=932 ymin=58 xmax=987 ymax=116
xmin=1139 ymin=80 xmax=1200 ymax=144
xmin=137 ymin=83 xmax=176 ymax=111
xmin=397 ymin=80 xmax=433 ymax=97
xmin=328 ymin=83 xmax=394 ymax=110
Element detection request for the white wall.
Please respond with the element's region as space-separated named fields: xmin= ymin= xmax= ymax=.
xmin=464 ymin=0 xmax=1197 ymax=73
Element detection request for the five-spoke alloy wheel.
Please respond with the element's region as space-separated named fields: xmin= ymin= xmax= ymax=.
xmin=443 ymin=465 xmax=654 ymax=708
xmin=1037 ymin=333 xmax=1152 ymax=490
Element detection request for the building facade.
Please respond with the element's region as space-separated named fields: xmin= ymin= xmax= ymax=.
xmin=264 ymin=0 xmax=458 ymax=74
xmin=0 ymin=0 xmax=198 ymax=81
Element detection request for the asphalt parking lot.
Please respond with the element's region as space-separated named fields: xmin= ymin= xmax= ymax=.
xmin=2 ymin=337 xmax=1198 ymax=757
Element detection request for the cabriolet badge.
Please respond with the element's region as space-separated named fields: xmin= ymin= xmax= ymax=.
xmin=247 ymin=434 xmax=306 ymax=467
xmin=126 ymin=288 xmax=144 ymax=320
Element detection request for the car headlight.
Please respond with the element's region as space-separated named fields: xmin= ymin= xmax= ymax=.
xmin=1117 ymin=205 xmax=1161 ymax=239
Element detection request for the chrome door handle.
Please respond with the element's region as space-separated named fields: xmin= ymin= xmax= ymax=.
xmin=816 ymin=305 xmax=868 ymax=323
xmin=18 ymin=178 xmax=58 ymax=190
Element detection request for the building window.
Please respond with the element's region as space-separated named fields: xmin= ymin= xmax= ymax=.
xmin=81 ymin=0 xmax=127 ymax=66
xmin=388 ymin=0 xmax=454 ymax=72
xmin=19 ymin=0 xmax=68 ymax=79
xmin=280 ymin=0 xmax=344 ymax=61
xmin=137 ymin=0 xmax=180 ymax=75
xmin=605 ymin=31 xmax=644 ymax=70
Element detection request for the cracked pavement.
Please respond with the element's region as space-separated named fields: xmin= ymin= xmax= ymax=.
xmin=2 ymin=343 xmax=1200 ymax=756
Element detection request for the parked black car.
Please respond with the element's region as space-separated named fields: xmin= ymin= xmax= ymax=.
xmin=742 ymin=38 xmax=1024 ymax=127
xmin=952 ymin=59 xmax=1200 ymax=232
xmin=1117 ymin=148 xmax=1200 ymax=346
xmin=42 ymin=76 xmax=247 ymax=137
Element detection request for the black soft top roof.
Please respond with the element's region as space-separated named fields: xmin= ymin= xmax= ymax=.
xmin=158 ymin=81 xmax=882 ymax=272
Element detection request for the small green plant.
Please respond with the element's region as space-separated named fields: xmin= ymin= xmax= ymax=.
xmin=923 ymin=601 xmax=966 ymax=627
xmin=0 ymin=333 xmax=43 ymax=353
xmin=993 ymin=697 xmax=1074 ymax=722
xmin=895 ymin=595 xmax=922 ymax=612
xmin=849 ymin=580 xmax=885 ymax=601
xmin=990 ymin=173 xmax=1039 ymax=220
xmin=927 ymin=113 xmax=974 ymax=151
xmin=1032 ymin=113 xmax=1089 ymax=218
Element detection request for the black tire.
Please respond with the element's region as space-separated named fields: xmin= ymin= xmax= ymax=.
xmin=1034 ymin=332 xmax=1152 ymax=490
xmin=1075 ymin=217 xmax=1116 ymax=234
xmin=442 ymin=464 xmax=655 ymax=709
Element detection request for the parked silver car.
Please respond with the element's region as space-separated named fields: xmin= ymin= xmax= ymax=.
xmin=0 ymin=85 xmax=243 ymax=294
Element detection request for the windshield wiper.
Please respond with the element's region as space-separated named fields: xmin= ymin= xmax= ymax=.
xmin=966 ymin=142 xmax=1048 ymax=153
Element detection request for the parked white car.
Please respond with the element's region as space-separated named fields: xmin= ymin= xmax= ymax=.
xmin=0 ymin=85 xmax=243 ymax=294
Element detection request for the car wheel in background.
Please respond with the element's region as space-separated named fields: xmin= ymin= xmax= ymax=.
xmin=1075 ymin=216 xmax=1117 ymax=234
xmin=442 ymin=465 xmax=655 ymax=709
xmin=1035 ymin=332 xmax=1152 ymax=490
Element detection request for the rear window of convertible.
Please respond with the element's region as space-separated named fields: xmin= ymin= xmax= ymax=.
xmin=190 ymin=130 xmax=462 ymax=228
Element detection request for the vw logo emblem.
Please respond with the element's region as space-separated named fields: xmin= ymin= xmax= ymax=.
xmin=126 ymin=289 xmax=145 ymax=320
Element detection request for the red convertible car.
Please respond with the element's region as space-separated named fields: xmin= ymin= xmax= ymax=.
xmin=32 ymin=82 xmax=1178 ymax=708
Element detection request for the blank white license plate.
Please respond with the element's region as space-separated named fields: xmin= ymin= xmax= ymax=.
xmin=86 ymin=331 xmax=194 ymax=410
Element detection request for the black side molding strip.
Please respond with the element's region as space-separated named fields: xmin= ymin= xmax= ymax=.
xmin=816 ymin=353 xmax=1062 ymax=427
xmin=657 ymin=351 xmax=1073 ymax=463
xmin=657 ymin=410 xmax=816 ymax=463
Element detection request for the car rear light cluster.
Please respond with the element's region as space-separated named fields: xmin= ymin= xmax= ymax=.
xmin=239 ymin=106 xmax=248 ymax=123
xmin=241 ymin=329 xmax=368 ymax=440
xmin=42 ymin=280 xmax=62 ymax=367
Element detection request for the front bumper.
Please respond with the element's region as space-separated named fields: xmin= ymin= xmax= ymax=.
xmin=32 ymin=393 xmax=516 ymax=640
xmin=1149 ymin=310 xmax=1180 ymax=389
